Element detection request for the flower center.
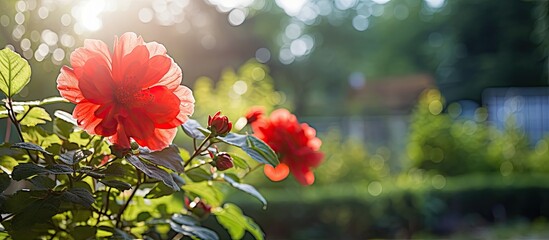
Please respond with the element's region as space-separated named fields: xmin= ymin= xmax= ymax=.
xmin=114 ymin=85 xmax=154 ymax=108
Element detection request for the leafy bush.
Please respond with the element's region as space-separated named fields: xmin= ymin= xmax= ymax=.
xmin=0 ymin=42 xmax=306 ymax=239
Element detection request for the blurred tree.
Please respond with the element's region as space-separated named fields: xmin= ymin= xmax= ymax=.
xmin=251 ymin=0 xmax=547 ymax=115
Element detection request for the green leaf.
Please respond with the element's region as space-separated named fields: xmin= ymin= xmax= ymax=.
xmin=72 ymin=226 xmax=97 ymax=240
xmin=186 ymin=167 xmax=211 ymax=182
xmin=20 ymin=126 xmax=62 ymax=149
xmin=61 ymin=188 xmax=94 ymax=208
xmin=169 ymin=221 xmax=219 ymax=240
xmin=139 ymin=145 xmax=184 ymax=172
xmin=182 ymin=182 xmax=224 ymax=207
xmin=28 ymin=175 xmax=55 ymax=190
xmin=59 ymin=149 xmax=91 ymax=165
xmin=54 ymin=110 xmax=78 ymax=126
xmin=47 ymin=164 xmax=74 ymax=174
xmin=11 ymin=163 xmax=50 ymax=180
xmin=11 ymin=163 xmax=73 ymax=180
xmin=214 ymin=203 xmax=264 ymax=240
xmin=126 ymin=155 xmax=179 ymax=191
xmin=0 ymin=172 xmax=11 ymax=192
xmin=100 ymin=180 xmax=131 ymax=191
xmin=0 ymin=47 xmax=31 ymax=97
xmin=171 ymin=214 xmax=199 ymax=226
xmin=182 ymin=119 xmax=206 ymax=139
xmin=11 ymin=142 xmax=51 ymax=155
xmin=8 ymin=196 xmax=60 ymax=239
xmin=98 ymin=226 xmax=135 ymax=240
xmin=217 ymin=134 xmax=279 ymax=166
xmin=136 ymin=212 xmax=152 ymax=222
xmin=10 ymin=96 xmax=68 ymax=106
xmin=18 ymin=106 xmax=51 ymax=126
xmin=54 ymin=116 xmax=74 ymax=140
xmin=244 ymin=136 xmax=279 ymax=166
xmin=224 ymin=175 xmax=267 ymax=207
xmin=231 ymin=155 xmax=249 ymax=169
xmin=144 ymin=182 xmax=174 ymax=199
xmin=217 ymin=133 xmax=247 ymax=147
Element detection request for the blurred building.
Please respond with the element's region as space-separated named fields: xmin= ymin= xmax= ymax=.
xmin=483 ymin=87 xmax=549 ymax=144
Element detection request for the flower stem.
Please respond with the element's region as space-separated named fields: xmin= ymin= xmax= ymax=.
xmin=116 ymin=171 xmax=142 ymax=228
xmin=184 ymin=136 xmax=212 ymax=168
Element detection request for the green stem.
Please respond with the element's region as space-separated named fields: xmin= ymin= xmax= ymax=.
xmin=116 ymin=171 xmax=142 ymax=228
xmin=5 ymin=100 xmax=38 ymax=163
xmin=4 ymin=117 xmax=10 ymax=142
xmin=184 ymin=136 xmax=212 ymax=168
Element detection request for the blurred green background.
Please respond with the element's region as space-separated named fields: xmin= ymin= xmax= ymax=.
xmin=1 ymin=0 xmax=549 ymax=238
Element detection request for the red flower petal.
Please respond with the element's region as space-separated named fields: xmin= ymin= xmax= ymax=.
xmin=140 ymin=55 xmax=172 ymax=88
xmin=142 ymin=86 xmax=181 ymax=126
xmin=57 ymin=66 xmax=84 ymax=103
xmin=73 ymin=100 xmax=102 ymax=135
xmin=79 ymin=57 xmax=114 ymax=104
xmin=133 ymin=128 xmax=177 ymax=151
xmin=264 ymin=163 xmax=290 ymax=182
xmin=70 ymin=39 xmax=112 ymax=75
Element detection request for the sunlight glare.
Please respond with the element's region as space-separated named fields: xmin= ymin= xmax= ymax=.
xmin=74 ymin=0 xmax=106 ymax=31
xmin=276 ymin=0 xmax=308 ymax=17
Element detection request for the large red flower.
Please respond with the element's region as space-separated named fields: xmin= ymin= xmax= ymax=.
xmin=251 ymin=109 xmax=323 ymax=185
xmin=57 ymin=32 xmax=194 ymax=151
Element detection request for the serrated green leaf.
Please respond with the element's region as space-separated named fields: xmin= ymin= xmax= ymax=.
xmin=139 ymin=145 xmax=184 ymax=172
xmin=224 ymin=175 xmax=267 ymax=207
xmin=182 ymin=119 xmax=207 ymax=139
xmin=126 ymin=155 xmax=179 ymax=191
xmin=169 ymin=221 xmax=219 ymax=240
xmin=214 ymin=203 xmax=264 ymax=240
xmin=18 ymin=106 xmax=51 ymax=126
xmin=0 ymin=47 xmax=31 ymax=97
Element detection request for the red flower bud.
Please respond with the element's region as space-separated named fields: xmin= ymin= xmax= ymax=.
xmin=208 ymin=111 xmax=232 ymax=136
xmin=213 ymin=152 xmax=234 ymax=171
xmin=245 ymin=106 xmax=265 ymax=125
xmin=184 ymin=197 xmax=212 ymax=219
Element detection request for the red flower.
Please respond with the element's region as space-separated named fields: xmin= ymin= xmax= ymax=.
xmin=57 ymin=32 xmax=194 ymax=151
xmin=245 ymin=106 xmax=265 ymax=125
xmin=251 ymin=109 xmax=323 ymax=185
xmin=208 ymin=111 xmax=232 ymax=136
